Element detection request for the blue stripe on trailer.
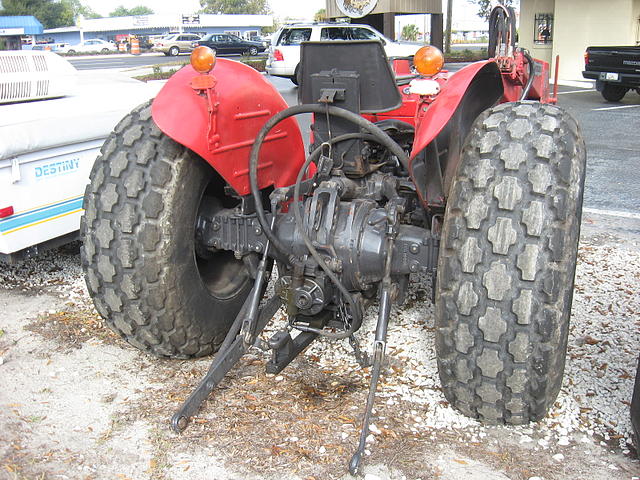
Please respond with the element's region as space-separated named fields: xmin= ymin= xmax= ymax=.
xmin=0 ymin=197 xmax=83 ymax=233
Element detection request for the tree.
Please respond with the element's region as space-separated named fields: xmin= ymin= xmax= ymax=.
xmin=401 ymin=24 xmax=419 ymax=42
xmin=0 ymin=0 xmax=74 ymax=28
xmin=109 ymin=5 xmax=154 ymax=17
xmin=467 ymin=0 xmax=517 ymax=20
xmin=314 ymin=8 xmax=326 ymax=22
xmin=63 ymin=0 xmax=102 ymax=20
xmin=444 ymin=0 xmax=453 ymax=53
xmin=199 ymin=0 xmax=271 ymax=15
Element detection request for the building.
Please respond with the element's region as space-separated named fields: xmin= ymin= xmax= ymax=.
xmin=519 ymin=0 xmax=640 ymax=81
xmin=37 ymin=13 xmax=273 ymax=45
xmin=325 ymin=0 xmax=444 ymax=50
xmin=0 ymin=15 xmax=43 ymax=49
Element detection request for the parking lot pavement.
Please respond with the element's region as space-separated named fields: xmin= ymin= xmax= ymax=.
xmin=555 ymin=84 xmax=640 ymax=217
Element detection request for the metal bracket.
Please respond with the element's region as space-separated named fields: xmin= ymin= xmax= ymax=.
xmin=318 ymin=88 xmax=346 ymax=104
xmin=265 ymin=330 xmax=317 ymax=375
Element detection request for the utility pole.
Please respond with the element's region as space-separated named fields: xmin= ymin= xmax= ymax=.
xmin=444 ymin=0 xmax=453 ymax=53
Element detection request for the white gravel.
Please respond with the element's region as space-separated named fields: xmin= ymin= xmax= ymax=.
xmin=1 ymin=227 xmax=638 ymax=477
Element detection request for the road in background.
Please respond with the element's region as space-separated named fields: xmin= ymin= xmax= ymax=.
xmin=66 ymin=45 xmax=477 ymax=71
xmin=67 ymin=52 xmax=258 ymax=71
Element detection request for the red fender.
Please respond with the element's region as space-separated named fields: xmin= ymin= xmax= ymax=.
xmin=152 ymin=59 xmax=305 ymax=196
xmin=408 ymin=61 xmax=503 ymax=207
xmin=410 ymin=60 xmax=502 ymax=160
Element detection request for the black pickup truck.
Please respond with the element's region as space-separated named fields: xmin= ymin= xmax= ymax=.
xmin=583 ymin=46 xmax=640 ymax=101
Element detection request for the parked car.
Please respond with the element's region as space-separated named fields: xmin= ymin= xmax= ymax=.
xmin=583 ymin=45 xmax=640 ymax=101
xmin=151 ymin=33 xmax=201 ymax=56
xmin=57 ymin=39 xmax=117 ymax=54
xmin=30 ymin=43 xmax=58 ymax=51
xmin=266 ymin=23 xmax=424 ymax=84
xmin=249 ymin=34 xmax=270 ymax=46
xmin=193 ymin=33 xmax=266 ymax=56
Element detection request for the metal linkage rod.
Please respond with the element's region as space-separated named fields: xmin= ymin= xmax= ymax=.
xmin=171 ymin=295 xmax=282 ymax=433
xmin=349 ymin=203 xmax=400 ymax=475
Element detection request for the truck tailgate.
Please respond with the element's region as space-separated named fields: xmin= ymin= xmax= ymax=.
xmin=585 ymin=46 xmax=640 ymax=75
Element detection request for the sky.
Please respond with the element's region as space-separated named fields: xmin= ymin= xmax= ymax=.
xmin=82 ymin=0 xmax=496 ymax=30
xmin=84 ymin=0 xmax=325 ymax=19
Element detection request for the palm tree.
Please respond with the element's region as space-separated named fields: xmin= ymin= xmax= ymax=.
xmin=445 ymin=0 xmax=453 ymax=53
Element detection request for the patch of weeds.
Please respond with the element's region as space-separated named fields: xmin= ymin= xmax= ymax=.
xmin=134 ymin=67 xmax=179 ymax=82
xmin=26 ymin=415 xmax=46 ymax=423
xmin=239 ymin=55 xmax=266 ymax=72
xmin=25 ymin=308 xmax=119 ymax=352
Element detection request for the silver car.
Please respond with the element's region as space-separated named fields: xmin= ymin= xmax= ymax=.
xmin=151 ymin=33 xmax=201 ymax=56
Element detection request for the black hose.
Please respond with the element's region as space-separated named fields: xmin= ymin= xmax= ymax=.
xmin=289 ymin=132 xmax=382 ymax=339
xmin=488 ymin=6 xmax=507 ymax=58
xmin=520 ymin=50 xmax=536 ymax=101
xmin=248 ymin=103 xmax=410 ymax=256
xmin=488 ymin=4 xmax=516 ymax=58
xmin=248 ymin=105 xmax=409 ymax=339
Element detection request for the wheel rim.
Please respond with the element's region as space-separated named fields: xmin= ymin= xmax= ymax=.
xmin=250 ymin=47 xmax=257 ymax=55
xmin=196 ymin=250 xmax=250 ymax=299
xmin=171 ymin=47 xmax=178 ymax=55
xmin=194 ymin=193 xmax=250 ymax=300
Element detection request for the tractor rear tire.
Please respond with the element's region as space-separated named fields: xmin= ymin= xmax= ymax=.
xmin=435 ymin=101 xmax=586 ymax=425
xmin=81 ymin=100 xmax=254 ymax=359
xmin=601 ymin=83 xmax=627 ymax=102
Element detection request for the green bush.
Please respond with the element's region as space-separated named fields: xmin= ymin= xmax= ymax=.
xmin=240 ymin=57 xmax=266 ymax=72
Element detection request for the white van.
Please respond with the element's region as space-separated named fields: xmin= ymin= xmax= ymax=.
xmin=266 ymin=23 xmax=423 ymax=85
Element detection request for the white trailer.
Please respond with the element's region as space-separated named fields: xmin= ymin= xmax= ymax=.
xmin=0 ymin=51 xmax=162 ymax=262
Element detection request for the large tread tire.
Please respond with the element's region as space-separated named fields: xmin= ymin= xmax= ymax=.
xmin=435 ymin=101 xmax=586 ymax=425
xmin=601 ymin=83 xmax=627 ymax=102
xmin=81 ymin=101 xmax=253 ymax=359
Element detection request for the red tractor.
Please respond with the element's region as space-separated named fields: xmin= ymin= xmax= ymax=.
xmin=81 ymin=6 xmax=586 ymax=474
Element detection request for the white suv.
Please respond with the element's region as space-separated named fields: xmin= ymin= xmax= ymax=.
xmin=266 ymin=23 xmax=423 ymax=85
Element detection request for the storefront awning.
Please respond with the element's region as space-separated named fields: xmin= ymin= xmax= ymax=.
xmin=0 ymin=16 xmax=44 ymax=36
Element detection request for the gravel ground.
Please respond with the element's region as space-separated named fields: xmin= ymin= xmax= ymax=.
xmin=0 ymin=212 xmax=639 ymax=480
